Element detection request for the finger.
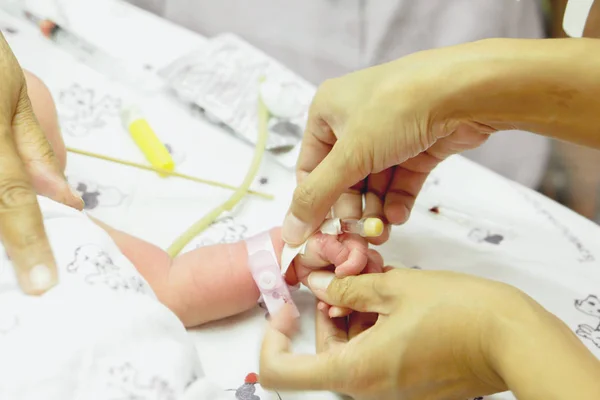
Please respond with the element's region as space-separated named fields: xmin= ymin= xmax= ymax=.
xmin=348 ymin=312 xmax=378 ymax=340
xmin=330 ymin=186 xmax=365 ymax=269
xmin=0 ymin=124 xmax=57 ymax=295
xmin=296 ymin=233 xmax=342 ymax=269
xmin=284 ymin=138 xmax=368 ymax=246
xmin=307 ymin=271 xmax=392 ymax=314
xmin=328 ymin=306 xmax=352 ymax=318
xmin=13 ymin=85 xmax=83 ymax=210
xmin=293 ymin=232 xmax=368 ymax=283
xmin=284 ymin=262 xmax=300 ymax=287
xmin=364 ymin=169 xmax=393 ymax=245
xmin=364 ymin=248 xmax=384 ymax=274
xmin=328 ymin=249 xmax=385 ymax=318
xmin=382 ymin=151 xmax=442 ymax=225
xmin=315 ymin=302 xmax=347 ymax=353
xmin=332 ymin=188 xmax=363 ymax=222
xmin=383 ymin=166 xmax=430 ymax=225
xmin=260 ymin=304 xmax=343 ymax=392
xmin=294 ymin=106 xmax=338 ymax=186
xmin=334 ymin=233 xmax=369 ymax=277
xmin=23 ymin=70 xmax=66 ymax=172
xmin=317 ymin=301 xmax=352 ymax=318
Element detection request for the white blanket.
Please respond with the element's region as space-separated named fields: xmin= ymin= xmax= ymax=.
xmin=1 ymin=4 xmax=600 ymax=399
xmin=0 ymin=197 xmax=234 ymax=400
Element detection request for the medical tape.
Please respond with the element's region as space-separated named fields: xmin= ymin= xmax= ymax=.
xmin=279 ymin=218 xmax=342 ymax=276
xmin=246 ymin=231 xmax=299 ymax=317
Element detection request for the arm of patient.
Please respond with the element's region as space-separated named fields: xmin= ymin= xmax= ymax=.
xmin=91 ymin=218 xmax=381 ymax=327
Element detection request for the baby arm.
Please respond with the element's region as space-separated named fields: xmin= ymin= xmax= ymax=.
xmin=23 ymin=69 xmax=67 ymax=171
xmin=93 ymin=219 xmax=382 ymax=327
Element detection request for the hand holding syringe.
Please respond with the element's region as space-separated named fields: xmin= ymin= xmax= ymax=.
xmin=296 ymin=217 xmax=385 ymax=319
xmin=321 ymin=217 xmax=385 ymax=238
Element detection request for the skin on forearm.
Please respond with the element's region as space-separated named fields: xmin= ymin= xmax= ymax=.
xmin=437 ymin=37 xmax=600 ymax=150
xmin=537 ymin=1 xmax=600 ymax=222
xmin=89 ymin=216 xmax=262 ymax=326
xmin=488 ymin=289 xmax=600 ymax=399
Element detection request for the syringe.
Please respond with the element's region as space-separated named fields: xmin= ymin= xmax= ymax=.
xmin=320 ymin=217 xmax=385 ymax=237
xmin=2 ymin=3 xmax=163 ymax=92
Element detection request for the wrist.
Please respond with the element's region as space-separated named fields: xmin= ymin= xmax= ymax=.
xmin=430 ymin=38 xmax=600 ymax=147
xmin=485 ymin=285 xmax=555 ymax=379
xmin=486 ymin=284 xmax=600 ymax=399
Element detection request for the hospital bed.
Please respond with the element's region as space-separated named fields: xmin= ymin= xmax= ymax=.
xmin=1 ymin=1 xmax=600 ymax=399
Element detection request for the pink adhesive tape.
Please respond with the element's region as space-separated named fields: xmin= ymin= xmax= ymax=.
xmin=246 ymin=231 xmax=299 ymax=317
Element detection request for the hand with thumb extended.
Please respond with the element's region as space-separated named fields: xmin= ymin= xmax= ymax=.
xmin=0 ymin=35 xmax=83 ymax=295
xmin=259 ymin=267 xmax=533 ymax=399
xmin=282 ymin=48 xmax=493 ymax=247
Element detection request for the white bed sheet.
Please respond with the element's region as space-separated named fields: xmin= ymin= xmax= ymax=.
xmin=2 ymin=2 xmax=600 ymax=399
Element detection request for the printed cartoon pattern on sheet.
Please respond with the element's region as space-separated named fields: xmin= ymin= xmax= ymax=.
xmin=66 ymin=244 xmax=146 ymax=293
xmin=575 ymin=294 xmax=600 ymax=349
xmin=107 ymin=362 xmax=176 ymax=400
xmin=516 ymin=189 xmax=596 ymax=263
xmin=57 ymin=83 xmax=121 ymax=137
xmin=467 ymin=228 xmax=505 ymax=245
xmin=194 ymin=216 xmax=248 ymax=248
xmin=226 ymin=373 xmax=282 ymax=400
xmin=67 ymin=176 xmax=127 ymax=210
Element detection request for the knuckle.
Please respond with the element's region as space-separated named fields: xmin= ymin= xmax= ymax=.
xmin=333 ymin=277 xmax=355 ymax=304
xmin=292 ymin=184 xmax=317 ymax=213
xmin=336 ymin=137 xmax=372 ymax=178
xmin=33 ymin=137 xmax=56 ymax=162
xmin=18 ymin=229 xmax=47 ymax=250
xmin=0 ymin=178 xmax=37 ymax=210
xmin=12 ymin=97 xmax=36 ymax=126
xmin=370 ymin=275 xmax=392 ymax=298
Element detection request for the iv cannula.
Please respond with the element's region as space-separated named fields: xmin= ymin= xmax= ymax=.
xmin=321 ymin=217 xmax=385 ymax=238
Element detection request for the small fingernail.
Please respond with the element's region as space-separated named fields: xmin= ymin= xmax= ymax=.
xmin=329 ymin=307 xmax=345 ymax=318
xmin=282 ymin=213 xmax=311 ymax=245
xmin=317 ymin=301 xmax=327 ymax=312
xmin=308 ymin=271 xmax=334 ymax=292
xmin=288 ymin=283 xmax=301 ymax=292
xmin=29 ymin=264 xmax=54 ymax=292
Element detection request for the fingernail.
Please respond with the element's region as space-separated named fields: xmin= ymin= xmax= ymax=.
xmin=329 ymin=307 xmax=345 ymax=318
xmin=308 ymin=271 xmax=334 ymax=292
xmin=29 ymin=264 xmax=54 ymax=292
xmin=288 ymin=283 xmax=301 ymax=292
xmin=282 ymin=213 xmax=311 ymax=244
xmin=69 ymin=186 xmax=85 ymax=209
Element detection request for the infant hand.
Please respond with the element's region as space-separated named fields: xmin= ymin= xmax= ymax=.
xmin=280 ymin=231 xmax=383 ymax=318
xmin=287 ymin=232 xmax=383 ymax=284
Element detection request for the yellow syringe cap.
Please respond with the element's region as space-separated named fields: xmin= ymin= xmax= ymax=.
xmin=363 ymin=217 xmax=384 ymax=237
xmin=121 ymin=105 xmax=175 ymax=174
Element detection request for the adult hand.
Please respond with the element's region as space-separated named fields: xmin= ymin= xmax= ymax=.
xmin=282 ymin=45 xmax=494 ymax=246
xmin=259 ymin=267 xmax=546 ymax=399
xmin=0 ymin=34 xmax=83 ymax=294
